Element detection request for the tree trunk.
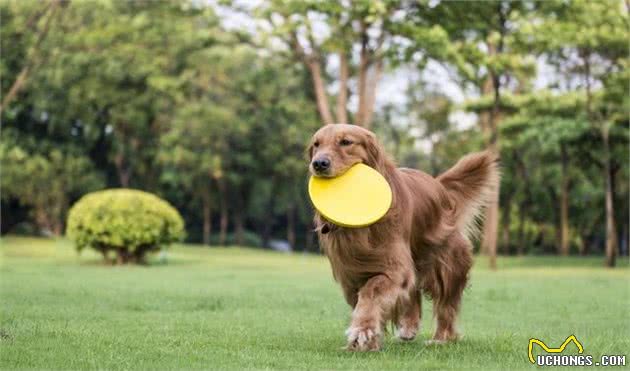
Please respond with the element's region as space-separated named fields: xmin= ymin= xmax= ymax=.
xmin=477 ymin=76 xmax=494 ymax=137
xmin=201 ymin=185 xmax=212 ymax=246
xmin=478 ymin=75 xmax=494 ymax=256
xmin=480 ymin=81 xmax=501 ymax=270
xmin=501 ymin=196 xmax=512 ymax=255
xmin=514 ymin=153 xmax=533 ymax=256
xmin=583 ymin=49 xmax=618 ymax=267
xmin=307 ymin=60 xmax=334 ymax=125
xmin=217 ymin=178 xmax=228 ymax=246
xmin=546 ymin=185 xmax=561 ymax=253
xmin=116 ymin=249 xmax=131 ymax=265
xmin=234 ymin=210 xmax=244 ymax=246
xmin=429 ymin=140 xmax=439 ymax=177
xmin=335 ymin=51 xmax=349 ymax=124
xmin=482 ymin=145 xmax=500 ymax=268
xmin=602 ymin=127 xmax=618 ymax=267
xmin=577 ymin=235 xmax=586 ymax=256
xmin=621 ymin=223 xmax=628 ymax=258
xmin=34 ymin=208 xmax=53 ymax=235
xmin=356 ymin=32 xmax=369 ymax=126
xmin=580 ymin=217 xmax=600 ymax=256
xmin=479 ymin=8 xmax=507 ymax=268
xmin=481 ymin=90 xmax=500 ymax=268
xmin=483 ymin=195 xmax=499 ymax=269
xmin=98 ymin=249 xmax=110 ymax=264
xmin=261 ymin=181 xmax=277 ymax=248
xmin=362 ymin=59 xmax=383 ymax=128
xmin=233 ymin=182 xmax=250 ymax=246
xmin=559 ymin=144 xmax=570 ymax=256
xmin=517 ymin=203 xmax=526 ymax=256
xmin=287 ymin=203 xmax=295 ymax=251
xmin=52 ymin=219 xmax=63 ymax=236
xmin=114 ymin=152 xmax=131 ymax=187
xmin=288 ymin=30 xmax=334 ymax=126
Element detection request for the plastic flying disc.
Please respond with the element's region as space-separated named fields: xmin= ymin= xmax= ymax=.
xmin=308 ymin=163 xmax=392 ymax=228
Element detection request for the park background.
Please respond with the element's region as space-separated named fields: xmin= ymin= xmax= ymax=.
xmin=1 ymin=0 xmax=629 ymax=370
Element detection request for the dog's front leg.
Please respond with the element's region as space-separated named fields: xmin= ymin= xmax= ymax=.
xmin=346 ymin=271 xmax=410 ymax=351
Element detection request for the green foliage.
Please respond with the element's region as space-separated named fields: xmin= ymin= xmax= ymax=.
xmin=66 ymin=189 xmax=185 ymax=263
xmin=400 ymin=1 xmax=537 ymax=89
xmin=0 ymin=0 xmax=627 ymax=259
xmin=0 ymin=131 xmax=104 ymax=235
xmin=501 ymin=92 xmax=591 ymax=151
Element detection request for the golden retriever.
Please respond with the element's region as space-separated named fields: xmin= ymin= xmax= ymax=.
xmin=308 ymin=124 xmax=499 ymax=351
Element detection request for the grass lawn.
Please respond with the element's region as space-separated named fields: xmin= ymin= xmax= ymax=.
xmin=1 ymin=236 xmax=629 ymax=370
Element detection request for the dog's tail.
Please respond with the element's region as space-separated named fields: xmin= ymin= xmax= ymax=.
xmin=437 ymin=150 xmax=500 ymax=241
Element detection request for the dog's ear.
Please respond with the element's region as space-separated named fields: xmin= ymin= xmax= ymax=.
xmin=305 ymin=139 xmax=315 ymax=161
xmin=363 ymin=132 xmax=387 ymax=172
xmin=363 ymin=131 xmax=396 ymax=175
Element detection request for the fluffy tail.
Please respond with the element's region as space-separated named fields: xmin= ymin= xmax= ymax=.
xmin=437 ymin=150 xmax=500 ymax=240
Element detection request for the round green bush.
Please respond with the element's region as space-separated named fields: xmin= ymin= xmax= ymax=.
xmin=67 ymin=189 xmax=185 ymax=264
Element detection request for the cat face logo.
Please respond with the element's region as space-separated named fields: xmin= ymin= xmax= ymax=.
xmin=528 ymin=335 xmax=584 ymax=364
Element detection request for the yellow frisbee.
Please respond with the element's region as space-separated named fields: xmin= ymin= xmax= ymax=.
xmin=308 ymin=163 xmax=392 ymax=228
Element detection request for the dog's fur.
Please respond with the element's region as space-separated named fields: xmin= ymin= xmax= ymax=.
xmin=308 ymin=124 xmax=499 ymax=351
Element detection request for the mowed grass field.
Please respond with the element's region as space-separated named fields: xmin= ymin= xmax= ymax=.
xmin=1 ymin=236 xmax=629 ymax=370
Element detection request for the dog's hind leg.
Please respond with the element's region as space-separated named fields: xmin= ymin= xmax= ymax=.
xmin=395 ymin=288 xmax=421 ymax=341
xmin=429 ymin=299 xmax=460 ymax=344
xmin=426 ymin=234 xmax=472 ymax=344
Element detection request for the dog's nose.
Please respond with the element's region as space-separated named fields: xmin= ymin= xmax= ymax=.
xmin=312 ymin=157 xmax=331 ymax=172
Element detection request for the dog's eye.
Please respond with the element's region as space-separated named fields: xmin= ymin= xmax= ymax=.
xmin=313 ymin=141 xmax=319 ymax=147
xmin=340 ymin=139 xmax=353 ymax=146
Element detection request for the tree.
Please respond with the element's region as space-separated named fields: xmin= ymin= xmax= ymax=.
xmin=526 ymin=0 xmax=629 ymax=266
xmin=2 ymin=0 xmax=627 ymax=258
xmin=0 ymin=0 xmax=65 ymax=115
xmin=228 ymin=57 xmax=319 ymax=249
xmin=0 ymin=131 xmax=104 ymax=235
xmin=256 ymin=1 xmax=407 ymax=128
xmin=400 ymin=1 xmax=537 ymax=268
xmin=501 ymin=92 xmax=592 ymax=256
xmin=158 ymin=34 xmax=251 ymax=246
xmin=406 ymin=81 xmax=454 ymax=176
xmin=159 ymin=38 xmax=318 ymax=248
xmin=26 ymin=1 xmax=218 ymax=189
xmin=160 ymin=103 xmax=240 ymax=246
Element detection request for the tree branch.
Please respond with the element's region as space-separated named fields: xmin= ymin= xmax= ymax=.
xmin=307 ymin=59 xmax=335 ymax=125
xmin=286 ymin=26 xmax=333 ymax=125
xmin=0 ymin=0 xmax=62 ymax=115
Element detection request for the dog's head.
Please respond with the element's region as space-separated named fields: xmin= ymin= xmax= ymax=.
xmin=307 ymin=124 xmax=388 ymax=177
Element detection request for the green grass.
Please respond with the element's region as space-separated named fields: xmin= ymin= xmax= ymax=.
xmin=1 ymin=236 xmax=629 ymax=370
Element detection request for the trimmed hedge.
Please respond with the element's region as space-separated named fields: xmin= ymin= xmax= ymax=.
xmin=67 ymin=189 xmax=185 ymax=264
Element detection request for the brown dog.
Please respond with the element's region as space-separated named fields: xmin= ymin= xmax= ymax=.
xmin=308 ymin=124 xmax=499 ymax=351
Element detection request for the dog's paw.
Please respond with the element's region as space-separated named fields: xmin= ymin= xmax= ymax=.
xmin=345 ymin=326 xmax=381 ymax=351
xmin=395 ymin=325 xmax=418 ymax=341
